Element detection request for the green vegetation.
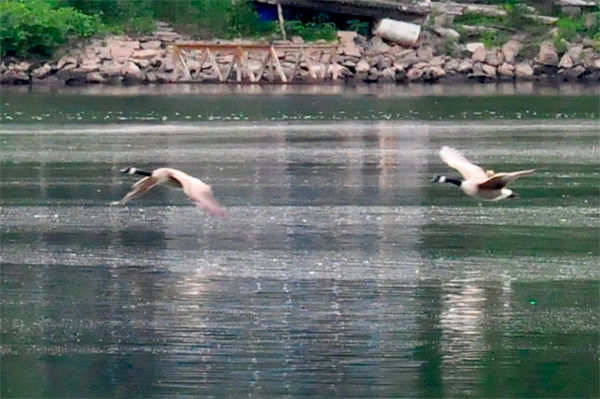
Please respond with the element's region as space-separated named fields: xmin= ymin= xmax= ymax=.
xmin=481 ymin=29 xmax=510 ymax=49
xmin=0 ymin=0 xmax=344 ymax=59
xmin=284 ymin=21 xmax=337 ymax=42
xmin=2 ymin=0 xmax=599 ymax=60
xmin=0 ymin=0 xmax=106 ymax=57
xmin=347 ymin=19 xmax=370 ymax=37
xmin=450 ymin=1 xmax=599 ymax=54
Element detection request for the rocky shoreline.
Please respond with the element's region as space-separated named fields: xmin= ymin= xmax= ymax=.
xmin=2 ymin=22 xmax=599 ymax=86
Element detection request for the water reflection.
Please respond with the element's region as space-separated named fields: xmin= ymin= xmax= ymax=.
xmin=2 ymin=82 xmax=599 ymax=97
xmin=439 ymin=279 xmax=489 ymax=397
xmin=2 ymin=84 xmax=598 ymax=124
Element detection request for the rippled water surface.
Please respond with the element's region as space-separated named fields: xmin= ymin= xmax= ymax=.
xmin=1 ymin=85 xmax=599 ymax=398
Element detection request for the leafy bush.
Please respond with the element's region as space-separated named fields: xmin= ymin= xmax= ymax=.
xmin=228 ymin=0 xmax=274 ymax=39
xmin=285 ymin=21 xmax=337 ymax=42
xmin=0 ymin=0 xmax=105 ymax=57
xmin=553 ymin=37 xmax=568 ymax=55
xmin=480 ymin=29 xmax=509 ymax=49
xmin=347 ymin=19 xmax=370 ymax=36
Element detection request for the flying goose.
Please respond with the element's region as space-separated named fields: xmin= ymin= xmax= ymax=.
xmin=114 ymin=167 xmax=226 ymax=217
xmin=432 ymin=146 xmax=535 ymax=201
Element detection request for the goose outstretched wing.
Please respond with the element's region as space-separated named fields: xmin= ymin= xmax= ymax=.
xmin=478 ymin=170 xmax=536 ymax=190
xmin=167 ymin=169 xmax=226 ymax=218
xmin=114 ymin=176 xmax=158 ymax=205
xmin=439 ymin=146 xmax=489 ymax=183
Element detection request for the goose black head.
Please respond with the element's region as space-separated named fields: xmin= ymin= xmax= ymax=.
xmin=431 ymin=175 xmax=446 ymax=183
xmin=120 ymin=166 xmax=136 ymax=174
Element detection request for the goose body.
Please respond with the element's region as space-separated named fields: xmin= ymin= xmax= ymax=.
xmin=114 ymin=167 xmax=225 ymax=217
xmin=432 ymin=146 xmax=535 ymax=201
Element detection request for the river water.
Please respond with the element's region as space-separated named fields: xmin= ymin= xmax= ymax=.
xmin=1 ymin=84 xmax=598 ymax=398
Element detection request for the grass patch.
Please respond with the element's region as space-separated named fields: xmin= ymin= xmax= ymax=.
xmin=454 ymin=13 xmax=502 ymax=27
xmin=481 ymin=30 xmax=510 ymax=49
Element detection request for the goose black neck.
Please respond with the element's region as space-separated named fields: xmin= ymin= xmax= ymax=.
xmin=444 ymin=178 xmax=462 ymax=186
xmin=134 ymin=169 xmax=152 ymax=177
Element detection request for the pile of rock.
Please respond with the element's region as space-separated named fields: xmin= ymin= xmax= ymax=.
xmin=338 ymin=31 xmax=599 ymax=84
xmin=1 ymin=25 xmax=599 ymax=85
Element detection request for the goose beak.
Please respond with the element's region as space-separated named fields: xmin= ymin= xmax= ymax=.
xmin=430 ymin=175 xmax=439 ymax=183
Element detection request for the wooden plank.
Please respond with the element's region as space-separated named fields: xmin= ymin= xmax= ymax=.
xmin=268 ymin=52 xmax=274 ymax=82
xmin=176 ymin=48 xmax=192 ymax=81
xmin=277 ymin=2 xmax=287 ymax=40
xmin=241 ymin=50 xmax=257 ymax=83
xmin=303 ymin=48 xmax=317 ymax=79
xmin=330 ymin=48 xmax=340 ymax=80
xmin=235 ymin=47 xmax=243 ymax=82
xmin=193 ymin=49 xmax=208 ymax=80
xmin=269 ymin=47 xmax=288 ymax=83
xmin=206 ymin=49 xmax=223 ymax=82
xmin=289 ymin=49 xmax=303 ymax=81
xmin=223 ymin=51 xmax=239 ymax=81
xmin=323 ymin=48 xmax=337 ymax=79
xmin=172 ymin=43 xmax=340 ymax=83
xmin=176 ymin=43 xmax=336 ymax=50
xmin=255 ymin=51 xmax=271 ymax=83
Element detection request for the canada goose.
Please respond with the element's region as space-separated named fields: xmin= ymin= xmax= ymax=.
xmin=114 ymin=167 xmax=225 ymax=217
xmin=432 ymin=146 xmax=535 ymax=201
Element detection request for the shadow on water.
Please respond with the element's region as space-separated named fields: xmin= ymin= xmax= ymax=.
xmin=1 ymin=88 xmax=599 ymax=398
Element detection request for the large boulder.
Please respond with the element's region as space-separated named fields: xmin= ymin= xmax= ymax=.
xmin=86 ymin=72 xmax=106 ymax=83
xmin=564 ymin=65 xmax=586 ymax=77
xmin=481 ymin=64 xmax=497 ymax=77
xmin=100 ymin=62 xmax=123 ymax=77
xmin=466 ymin=42 xmax=485 ymax=53
xmin=140 ymin=40 xmax=162 ymax=50
xmin=416 ymin=45 xmax=434 ymax=62
xmin=558 ymin=53 xmax=574 ymax=69
xmin=371 ymin=36 xmax=390 ymax=54
xmin=429 ymin=56 xmax=446 ymax=67
xmin=355 ymin=59 xmax=370 ymax=73
xmin=337 ymin=31 xmax=362 ymax=57
xmin=515 ymin=63 xmax=534 ymax=78
xmin=379 ymin=67 xmax=396 ymax=83
xmin=121 ymin=61 xmax=145 ymax=81
xmin=472 ymin=46 xmax=486 ymax=62
xmin=484 ymin=49 xmax=504 ymax=66
xmin=395 ymin=50 xmax=419 ymax=69
xmin=497 ymin=62 xmax=515 ymax=77
xmin=56 ymin=56 xmax=77 ymax=70
xmin=434 ymin=27 xmax=460 ymax=40
xmin=407 ymin=67 xmax=424 ymax=81
xmin=567 ymin=45 xmax=584 ymax=65
xmin=31 ymin=63 xmax=52 ymax=79
xmin=1 ymin=69 xmax=29 ymax=84
xmin=133 ymin=49 xmax=162 ymax=59
xmin=537 ymin=41 xmax=559 ymax=66
xmin=469 ymin=62 xmax=496 ymax=81
xmin=55 ymin=64 xmax=77 ymax=81
xmin=423 ymin=66 xmax=446 ymax=82
xmin=444 ymin=58 xmax=460 ymax=71
xmin=109 ymin=44 xmax=134 ymax=63
xmin=457 ymin=59 xmax=474 ymax=73
xmin=502 ymin=40 xmax=522 ymax=63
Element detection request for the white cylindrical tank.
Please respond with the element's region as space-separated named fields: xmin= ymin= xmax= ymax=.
xmin=373 ymin=18 xmax=421 ymax=46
